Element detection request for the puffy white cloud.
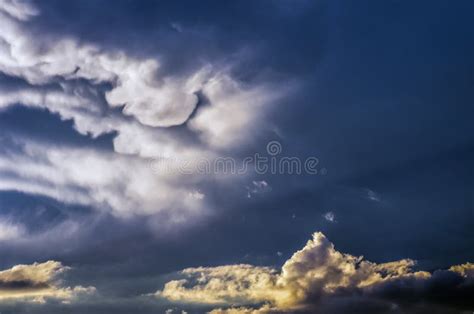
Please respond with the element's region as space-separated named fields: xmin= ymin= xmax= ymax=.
xmin=105 ymin=60 xmax=201 ymax=128
xmin=274 ymin=233 xmax=430 ymax=308
xmin=0 ymin=1 xmax=280 ymax=135
xmin=188 ymin=73 xmax=284 ymax=148
xmin=157 ymin=232 xmax=473 ymax=313
xmin=0 ymin=260 xmax=95 ymax=303
xmin=0 ymin=4 xmax=199 ymax=128
xmin=0 ymin=28 xmax=195 ymax=129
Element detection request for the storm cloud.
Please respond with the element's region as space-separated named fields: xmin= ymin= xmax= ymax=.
xmin=0 ymin=0 xmax=473 ymax=313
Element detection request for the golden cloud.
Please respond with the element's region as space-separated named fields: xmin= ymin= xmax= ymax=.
xmin=157 ymin=232 xmax=473 ymax=313
xmin=0 ymin=260 xmax=95 ymax=303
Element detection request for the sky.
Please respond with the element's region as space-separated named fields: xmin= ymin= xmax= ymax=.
xmin=0 ymin=0 xmax=473 ymax=313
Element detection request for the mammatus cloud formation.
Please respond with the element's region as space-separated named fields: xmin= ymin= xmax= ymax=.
xmin=0 ymin=0 xmax=286 ymax=221
xmin=157 ymin=232 xmax=474 ymax=313
xmin=0 ymin=260 xmax=95 ymax=304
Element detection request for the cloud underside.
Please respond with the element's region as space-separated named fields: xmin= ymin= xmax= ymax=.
xmin=0 ymin=0 xmax=285 ymax=220
xmin=0 ymin=261 xmax=95 ymax=304
xmin=158 ymin=232 xmax=474 ymax=313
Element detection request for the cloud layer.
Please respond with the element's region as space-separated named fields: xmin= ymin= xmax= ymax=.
xmin=0 ymin=260 xmax=95 ymax=304
xmin=157 ymin=232 xmax=474 ymax=313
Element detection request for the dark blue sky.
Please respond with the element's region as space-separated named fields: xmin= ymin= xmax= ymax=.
xmin=0 ymin=1 xmax=473 ymax=313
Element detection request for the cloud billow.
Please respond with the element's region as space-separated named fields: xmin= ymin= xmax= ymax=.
xmin=0 ymin=260 xmax=95 ymax=304
xmin=0 ymin=0 xmax=287 ymax=224
xmin=157 ymin=232 xmax=474 ymax=313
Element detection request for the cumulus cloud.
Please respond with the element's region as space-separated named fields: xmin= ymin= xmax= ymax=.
xmin=158 ymin=264 xmax=282 ymax=306
xmin=188 ymin=73 xmax=286 ymax=148
xmin=0 ymin=7 xmax=197 ymax=128
xmin=157 ymin=232 xmax=474 ymax=313
xmin=450 ymin=262 xmax=474 ymax=277
xmin=0 ymin=0 xmax=294 ymax=171
xmin=0 ymin=260 xmax=95 ymax=304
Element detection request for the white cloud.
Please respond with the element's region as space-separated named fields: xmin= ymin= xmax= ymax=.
xmin=323 ymin=211 xmax=336 ymax=223
xmin=188 ymin=73 xmax=285 ymax=148
xmin=0 ymin=0 xmax=288 ymax=228
xmin=0 ymin=218 xmax=25 ymax=241
xmin=0 ymin=23 xmax=197 ymax=128
xmin=0 ymin=137 xmax=209 ymax=222
xmin=0 ymin=0 xmax=38 ymax=21
xmin=0 ymin=2 xmax=281 ymax=136
xmin=366 ymin=189 xmax=380 ymax=202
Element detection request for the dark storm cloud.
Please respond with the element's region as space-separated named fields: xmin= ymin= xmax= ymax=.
xmin=0 ymin=0 xmax=473 ymax=313
xmin=303 ymin=269 xmax=474 ymax=314
xmin=299 ymin=271 xmax=474 ymax=314
xmin=370 ymin=269 xmax=474 ymax=309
